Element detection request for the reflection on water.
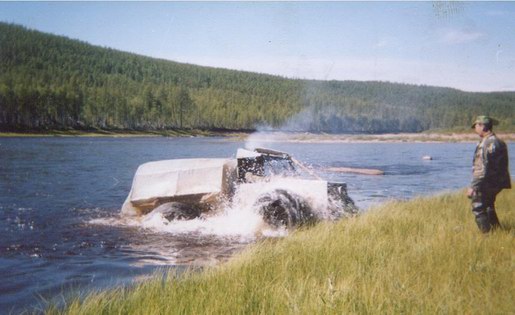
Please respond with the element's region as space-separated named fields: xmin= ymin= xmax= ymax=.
xmin=0 ymin=137 xmax=513 ymax=313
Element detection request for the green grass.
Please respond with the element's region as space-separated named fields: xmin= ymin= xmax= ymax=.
xmin=47 ymin=188 xmax=514 ymax=314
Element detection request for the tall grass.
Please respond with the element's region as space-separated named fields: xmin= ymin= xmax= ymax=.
xmin=48 ymin=188 xmax=514 ymax=314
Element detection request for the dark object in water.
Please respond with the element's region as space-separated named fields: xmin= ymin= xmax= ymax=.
xmin=151 ymin=202 xmax=201 ymax=221
xmin=326 ymin=167 xmax=384 ymax=175
xmin=327 ymin=182 xmax=359 ymax=218
xmin=256 ymin=189 xmax=316 ymax=228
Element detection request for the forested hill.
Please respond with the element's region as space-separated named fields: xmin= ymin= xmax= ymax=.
xmin=1 ymin=22 xmax=514 ymax=133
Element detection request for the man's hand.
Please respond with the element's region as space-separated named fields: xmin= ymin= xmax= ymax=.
xmin=466 ymin=188 xmax=475 ymax=198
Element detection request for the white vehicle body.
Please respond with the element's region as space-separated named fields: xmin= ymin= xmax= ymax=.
xmin=122 ymin=148 xmax=357 ymax=227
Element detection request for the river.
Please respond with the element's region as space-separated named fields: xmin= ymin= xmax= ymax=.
xmin=1 ymin=136 xmax=513 ymax=313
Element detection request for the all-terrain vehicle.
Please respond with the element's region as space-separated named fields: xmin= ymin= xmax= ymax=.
xmin=122 ymin=148 xmax=357 ymax=228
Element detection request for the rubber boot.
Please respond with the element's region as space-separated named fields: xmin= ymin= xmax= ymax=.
xmin=475 ymin=213 xmax=491 ymax=233
xmin=486 ymin=208 xmax=501 ymax=230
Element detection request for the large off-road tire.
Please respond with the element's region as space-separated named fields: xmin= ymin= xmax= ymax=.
xmin=327 ymin=182 xmax=359 ymax=218
xmin=150 ymin=202 xmax=201 ymax=221
xmin=255 ymin=189 xmax=316 ymax=228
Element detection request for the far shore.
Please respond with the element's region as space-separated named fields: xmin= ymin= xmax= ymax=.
xmin=1 ymin=129 xmax=514 ymax=143
xmin=240 ymin=131 xmax=515 ymax=143
xmin=0 ymin=129 xmax=250 ymax=138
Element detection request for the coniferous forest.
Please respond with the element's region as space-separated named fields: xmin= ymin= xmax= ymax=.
xmin=1 ymin=23 xmax=514 ymax=133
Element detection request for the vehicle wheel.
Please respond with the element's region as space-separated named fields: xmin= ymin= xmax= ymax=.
xmin=150 ymin=202 xmax=201 ymax=221
xmin=255 ymin=189 xmax=316 ymax=228
xmin=327 ymin=182 xmax=359 ymax=218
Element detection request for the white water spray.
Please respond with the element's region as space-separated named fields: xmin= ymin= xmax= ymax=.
xmin=91 ymin=175 xmax=337 ymax=240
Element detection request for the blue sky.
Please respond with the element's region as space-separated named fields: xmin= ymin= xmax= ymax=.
xmin=1 ymin=1 xmax=514 ymax=92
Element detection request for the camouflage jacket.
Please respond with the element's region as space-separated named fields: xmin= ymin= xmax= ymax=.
xmin=471 ymin=133 xmax=511 ymax=191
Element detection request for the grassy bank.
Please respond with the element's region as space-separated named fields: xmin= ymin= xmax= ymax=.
xmin=47 ymin=187 xmax=514 ymax=314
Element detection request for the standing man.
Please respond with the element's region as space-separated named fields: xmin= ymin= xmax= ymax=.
xmin=467 ymin=116 xmax=511 ymax=233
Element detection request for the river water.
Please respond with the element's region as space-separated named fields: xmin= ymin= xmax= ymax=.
xmin=1 ymin=136 xmax=513 ymax=313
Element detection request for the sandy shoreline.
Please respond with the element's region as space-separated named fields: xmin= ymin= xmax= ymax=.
xmin=236 ymin=131 xmax=515 ymax=143
xmin=1 ymin=130 xmax=514 ymax=143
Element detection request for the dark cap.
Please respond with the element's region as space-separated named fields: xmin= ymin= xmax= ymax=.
xmin=471 ymin=115 xmax=499 ymax=128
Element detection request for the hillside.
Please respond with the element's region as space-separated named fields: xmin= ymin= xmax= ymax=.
xmin=1 ymin=23 xmax=514 ymax=133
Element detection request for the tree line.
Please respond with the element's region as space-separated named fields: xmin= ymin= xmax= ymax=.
xmin=1 ymin=22 xmax=514 ymax=133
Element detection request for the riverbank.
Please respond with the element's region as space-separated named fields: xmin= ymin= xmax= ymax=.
xmin=47 ymin=187 xmax=514 ymax=314
xmin=3 ymin=129 xmax=513 ymax=142
xmin=0 ymin=129 xmax=248 ymax=138
xmin=239 ymin=131 xmax=515 ymax=143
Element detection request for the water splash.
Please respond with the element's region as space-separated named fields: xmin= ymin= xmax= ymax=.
xmin=90 ymin=176 xmax=342 ymax=240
